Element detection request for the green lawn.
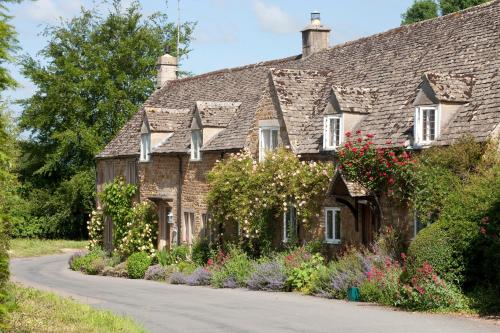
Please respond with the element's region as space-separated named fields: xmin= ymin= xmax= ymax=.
xmin=9 ymin=239 xmax=88 ymax=258
xmin=7 ymin=284 xmax=147 ymax=333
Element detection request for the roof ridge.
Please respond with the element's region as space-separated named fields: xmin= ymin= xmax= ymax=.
xmin=302 ymin=0 xmax=498 ymax=60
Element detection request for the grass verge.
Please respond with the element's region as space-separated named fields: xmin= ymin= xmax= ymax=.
xmin=6 ymin=284 xmax=147 ymax=333
xmin=9 ymin=239 xmax=88 ymax=258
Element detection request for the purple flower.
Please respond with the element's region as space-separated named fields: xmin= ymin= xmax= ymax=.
xmin=247 ymin=261 xmax=286 ymax=291
xmin=223 ymin=277 xmax=237 ymax=288
xmin=186 ymin=268 xmax=212 ymax=286
xmin=170 ymin=272 xmax=187 ymax=284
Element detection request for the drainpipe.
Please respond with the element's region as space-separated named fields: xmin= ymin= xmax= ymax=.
xmin=177 ymin=154 xmax=183 ymax=245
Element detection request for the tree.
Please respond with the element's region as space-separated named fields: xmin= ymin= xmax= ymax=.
xmin=17 ymin=0 xmax=195 ymax=238
xmin=401 ymin=0 xmax=489 ymax=25
xmin=440 ymin=0 xmax=489 ymax=15
xmin=0 ymin=0 xmax=22 ymax=328
xmin=401 ymin=0 xmax=439 ymax=25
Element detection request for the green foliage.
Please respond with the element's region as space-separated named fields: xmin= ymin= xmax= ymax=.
xmin=401 ymin=0 xmax=489 ymax=25
xmin=127 ymin=252 xmax=152 ymax=279
xmin=69 ymin=248 xmax=106 ymax=275
xmin=17 ymin=0 xmax=195 ymax=239
xmin=337 ymin=131 xmax=417 ymax=199
xmin=99 ymin=178 xmax=157 ymax=257
xmin=207 ymin=148 xmax=333 ymax=251
xmin=440 ymin=0 xmax=489 ymax=15
xmin=408 ymin=225 xmax=461 ymax=284
xmin=211 ymin=246 xmax=253 ymax=288
xmin=192 ymin=239 xmax=211 ymax=266
xmin=286 ymin=253 xmax=324 ymax=293
xmin=156 ymin=245 xmax=190 ymax=266
xmin=401 ymin=0 xmax=439 ymax=25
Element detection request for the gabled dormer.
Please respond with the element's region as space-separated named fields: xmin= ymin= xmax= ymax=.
xmin=140 ymin=115 xmax=151 ymax=162
xmin=413 ymin=72 xmax=474 ymax=147
xmin=323 ymin=86 xmax=377 ymax=150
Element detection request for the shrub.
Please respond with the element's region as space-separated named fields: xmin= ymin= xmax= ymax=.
xmin=69 ymin=248 xmax=106 ymax=275
xmin=408 ymin=225 xmax=461 ymax=285
xmin=156 ymin=245 xmax=190 ymax=266
xmin=177 ymin=261 xmax=197 ymax=274
xmin=362 ymin=258 xmax=404 ymax=306
xmin=185 ymin=267 xmax=212 ymax=286
xmin=192 ymin=239 xmax=211 ymax=266
xmin=68 ymin=251 xmax=86 ymax=269
xmin=247 ymin=260 xmax=287 ymax=291
xmin=87 ymin=209 xmax=104 ymax=250
xmin=170 ymin=272 xmax=187 ymax=284
xmin=144 ymin=264 xmax=168 ymax=281
xmin=211 ymin=246 xmax=253 ymax=288
xmin=399 ymin=262 xmax=467 ymax=311
xmin=286 ymin=253 xmax=325 ymax=293
xmin=310 ymin=248 xmax=370 ymax=298
xmin=126 ymin=252 xmax=152 ymax=279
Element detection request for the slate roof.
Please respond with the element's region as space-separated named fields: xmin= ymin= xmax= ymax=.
xmin=331 ymin=86 xmax=378 ymax=114
xmin=196 ymin=101 xmax=241 ymax=128
xmin=145 ymin=108 xmax=191 ymax=132
xmin=97 ymin=0 xmax=500 ymax=158
xmin=422 ymin=72 xmax=475 ymax=103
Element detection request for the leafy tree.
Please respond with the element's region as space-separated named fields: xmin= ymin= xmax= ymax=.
xmin=401 ymin=0 xmax=439 ymax=25
xmin=17 ymin=0 xmax=194 ymax=238
xmin=401 ymin=0 xmax=489 ymax=25
xmin=0 ymin=0 xmax=22 ymax=328
xmin=440 ymin=0 xmax=489 ymax=15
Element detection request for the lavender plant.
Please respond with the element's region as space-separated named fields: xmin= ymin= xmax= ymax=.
xmin=247 ymin=261 xmax=287 ymax=291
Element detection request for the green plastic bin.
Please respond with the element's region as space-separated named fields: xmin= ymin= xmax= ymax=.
xmin=347 ymin=287 xmax=360 ymax=301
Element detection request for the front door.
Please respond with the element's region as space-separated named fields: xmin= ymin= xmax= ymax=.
xmin=158 ymin=204 xmax=171 ymax=250
xmin=361 ymin=204 xmax=374 ymax=246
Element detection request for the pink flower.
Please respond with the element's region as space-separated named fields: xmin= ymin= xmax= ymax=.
xmin=356 ymin=130 xmax=362 ymax=135
xmin=386 ymin=140 xmax=392 ymax=145
xmin=480 ymin=227 xmax=487 ymax=235
xmin=366 ymin=133 xmax=374 ymax=138
xmin=345 ymin=131 xmax=352 ymax=137
xmin=357 ymin=137 xmax=363 ymax=143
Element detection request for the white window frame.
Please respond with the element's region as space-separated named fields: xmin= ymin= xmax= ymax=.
xmin=191 ymin=130 xmax=202 ymax=161
xmin=323 ymin=115 xmax=343 ymax=150
xmin=140 ymin=132 xmax=151 ymax=162
xmin=283 ymin=205 xmax=297 ymax=243
xmin=259 ymin=126 xmax=279 ymax=162
xmin=414 ymin=105 xmax=440 ymax=146
xmin=324 ymin=207 xmax=341 ymax=244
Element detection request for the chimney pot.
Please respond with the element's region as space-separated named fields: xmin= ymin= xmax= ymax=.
xmin=156 ymin=51 xmax=177 ymax=88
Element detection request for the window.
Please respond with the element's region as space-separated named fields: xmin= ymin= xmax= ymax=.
xmin=259 ymin=127 xmax=279 ymax=161
xmin=191 ymin=130 xmax=202 ymax=161
xmin=183 ymin=212 xmax=195 ymax=244
xmin=325 ymin=207 xmax=341 ymax=244
xmin=323 ymin=115 xmax=343 ymax=150
xmin=201 ymin=212 xmax=211 ymax=239
xmin=283 ymin=205 xmax=297 ymax=242
xmin=414 ymin=106 xmax=440 ymax=145
xmin=140 ymin=132 xmax=151 ymax=161
xmin=126 ymin=161 xmax=136 ymax=184
xmin=104 ymin=161 xmax=115 ymax=183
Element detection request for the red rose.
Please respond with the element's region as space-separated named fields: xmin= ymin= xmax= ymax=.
xmin=356 ymin=130 xmax=362 ymax=135
xmin=345 ymin=131 xmax=352 ymax=137
xmin=366 ymin=133 xmax=374 ymax=138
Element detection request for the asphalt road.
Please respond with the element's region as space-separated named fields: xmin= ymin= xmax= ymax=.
xmin=10 ymin=254 xmax=499 ymax=333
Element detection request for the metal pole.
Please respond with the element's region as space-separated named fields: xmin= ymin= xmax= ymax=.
xmin=177 ymin=0 xmax=180 ymax=60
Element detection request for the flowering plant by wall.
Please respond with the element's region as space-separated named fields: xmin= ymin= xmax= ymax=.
xmin=98 ymin=178 xmax=157 ymax=257
xmin=87 ymin=209 xmax=104 ymax=250
xmin=337 ymin=131 xmax=416 ymax=198
xmin=207 ymin=148 xmax=334 ymax=251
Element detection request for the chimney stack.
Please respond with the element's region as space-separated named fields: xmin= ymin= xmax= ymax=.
xmin=156 ymin=46 xmax=178 ymax=88
xmin=301 ymin=12 xmax=331 ymax=58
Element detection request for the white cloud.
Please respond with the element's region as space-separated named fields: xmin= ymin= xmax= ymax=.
xmin=252 ymin=0 xmax=300 ymax=34
xmin=25 ymin=0 xmax=81 ymax=23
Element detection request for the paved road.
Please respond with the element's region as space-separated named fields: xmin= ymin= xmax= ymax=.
xmin=10 ymin=254 xmax=499 ymax=333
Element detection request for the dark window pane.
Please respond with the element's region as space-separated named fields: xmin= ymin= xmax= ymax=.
xmin=335 ymin=210 xmax=341 ymax=240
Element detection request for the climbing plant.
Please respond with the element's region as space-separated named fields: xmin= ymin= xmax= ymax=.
xmin=207 ymin=148 xmax=334 ymax=252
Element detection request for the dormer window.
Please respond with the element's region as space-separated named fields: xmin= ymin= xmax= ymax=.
xmin=191 ymin=130 xmax=202 ymax=161
xmin=140 ymin=132 xmax=151 ymax=161
xmin=259 ymin=126 xmax=279 ymax=161
xmin=323 ymin=115 xmax=343 ymax=150
xmin=414 ymin=105 xmax=440 ymax=146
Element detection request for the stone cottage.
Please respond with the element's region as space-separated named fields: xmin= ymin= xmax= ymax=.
xmin=96 ymin=2 xmax=500 ymax=251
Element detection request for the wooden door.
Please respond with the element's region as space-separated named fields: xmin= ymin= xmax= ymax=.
xmin=361 ymin=204 xmax=374 ymax=246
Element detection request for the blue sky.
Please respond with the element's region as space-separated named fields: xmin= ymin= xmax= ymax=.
xmin=4 ymin=0 xmax=414 ymax=114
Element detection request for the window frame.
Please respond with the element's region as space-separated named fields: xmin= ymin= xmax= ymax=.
xmin=191 ymin=130 xmax=202 ymax=161
xmin=414 ymin=105 xmax=440 ymax=146
xmin=324 ymin=207 xmax=341 ymax=244
xmin=282 ymin=205 xmax=297 ymax=243
xmin=259 ymin=126 xmax=280 ymax=162
xmin=323 ymin=115 xmax=343 ymax=151
xmin=140 ymin=132 xmax=151 ymax=162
